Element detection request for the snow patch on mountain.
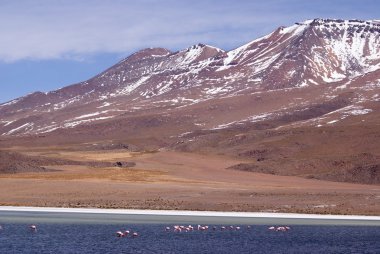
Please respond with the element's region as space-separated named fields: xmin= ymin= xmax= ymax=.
xmin=64 ymin=116 xmax=115 ymax=128
xmin=211 ymin=112 xmax=274 ymax=130
xmin=2 ymin=123 xmax=34 ymax=136
xmin=279 ymin=21 xmax=309 ymax=35
xmin=73 ymin=110 xmax=112 ymax=120
xmin=118 ymin=75 xmax=151 ymax=95
xmin=0 ymin=98 xmax=21 ymax=107
xmin=97 ymin=102 xmax=112 ymax=108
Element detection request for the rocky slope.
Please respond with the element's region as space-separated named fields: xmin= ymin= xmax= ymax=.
xmin=0 ymin=18 xmax=379 ymax=138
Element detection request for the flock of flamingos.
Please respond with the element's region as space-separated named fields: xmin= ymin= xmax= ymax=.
xmin=115 ymin=224 xmax=291 ymax=238
xmin=0 ymin=224 xmax=291 ymax=238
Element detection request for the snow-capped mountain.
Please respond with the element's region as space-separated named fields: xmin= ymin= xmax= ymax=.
xmin=0 ymin=18 xmax=379 ymax=138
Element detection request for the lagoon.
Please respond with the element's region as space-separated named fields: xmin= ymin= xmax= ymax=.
xmin=0 ymin=207 xmax=379 ymax=253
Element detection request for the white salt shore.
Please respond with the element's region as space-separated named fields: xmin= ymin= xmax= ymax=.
xmin=0 ymin=206 xmax=379 ymax=225
xmin=0 ymin=206 xmax=378 ymax=220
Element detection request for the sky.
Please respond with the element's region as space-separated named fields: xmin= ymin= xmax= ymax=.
xmin=0 ymin=0 xmax=379 ymax=103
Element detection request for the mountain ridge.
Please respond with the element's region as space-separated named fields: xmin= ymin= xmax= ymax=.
xmin=0 ymin=18 xmax=379 ymax=138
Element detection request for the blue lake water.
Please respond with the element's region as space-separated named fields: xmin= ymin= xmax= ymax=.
xmin=0 ymin=223 xmax=379 ymax=254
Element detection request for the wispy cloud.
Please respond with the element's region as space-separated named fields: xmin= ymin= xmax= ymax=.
xmin=0 ymin=0 xmax=378 ymax=62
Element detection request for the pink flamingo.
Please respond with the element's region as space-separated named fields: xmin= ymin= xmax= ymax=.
xmin=268 ymin=226 xmax=275 ymax=230
xmin=276 ymin=226 xmax=287 ymax=232
xmin=116 ymin=231 xmax=124 ymax=237
xmin=30 ymin=225 xmax=37 ymax=232
xmin=132 ymin=232 xmax=139 ymax=237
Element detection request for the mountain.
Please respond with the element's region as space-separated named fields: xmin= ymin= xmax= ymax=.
xmin=1 ymin=18 xmax=379 ymax=138
xmin=0 ymin=19 xmax=380 ymax=147
xmin=0 ymin=18 xmax=380 ymax=184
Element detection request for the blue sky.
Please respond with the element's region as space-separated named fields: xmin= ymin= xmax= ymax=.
xmin=0 ymin=0 xmax=379 ymax=103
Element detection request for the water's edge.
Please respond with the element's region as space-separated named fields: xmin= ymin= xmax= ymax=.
xmin=0 ymin=206 xmax=379 ymax=225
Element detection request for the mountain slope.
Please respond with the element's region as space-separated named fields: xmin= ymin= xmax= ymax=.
xmin=0 ymin=18 xmax=379 ymax=139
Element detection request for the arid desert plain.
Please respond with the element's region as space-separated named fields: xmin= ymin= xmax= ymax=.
xmin=0 ymin=144 xmax=379 ymax=215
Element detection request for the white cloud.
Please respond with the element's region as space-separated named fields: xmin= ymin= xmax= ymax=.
xmin=0 ymin=0 xmax=374 ymax=62
xmin=0 ymin=0 xmax=294 ymax=61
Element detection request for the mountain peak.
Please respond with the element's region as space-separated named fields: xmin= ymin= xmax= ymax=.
xmin=186 ymin=43 xmax=224 ymax=52
xmin=276 ymin=18 xmax=380 ymax=45
xmin=122 ymin=47 xmax=171 ymax=63
xmin=290 ymin=18 xmax=380 ymax=30
xmin=293 ymin=18 xmax=380 ymax=30
xmin=175 ymin=43 xmax=225 ymax=65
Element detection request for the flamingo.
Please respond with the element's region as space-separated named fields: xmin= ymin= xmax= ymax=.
xmin=236 ymin=226 xmax=241 ymax=230
xmin=165 ymin=226 xmax=170 ymax=232
xmin=268 ymin=226 xmax=275 ymax=230
xmin=276 ymin=226 xmax=287 ymax=232
xmin=116 ymin=231 xmax=124 ymax=237
xmin=220 ymin=226 xmax=226 ymax=231
xmin=30 ymin=225 xmax=37 ymax=232
xmin=247 ymin=225 xmax=252 ymax=229
xmin=132 ymin=232 xmax=139 ymax=237
xmin=124 ymin=230 xmax=130 ymax=236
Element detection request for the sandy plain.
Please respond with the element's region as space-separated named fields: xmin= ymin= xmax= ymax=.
xmin=0 ymin=147 xmax=379 ymax=215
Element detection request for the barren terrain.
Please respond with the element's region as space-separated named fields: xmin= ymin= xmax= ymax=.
xmin=0 ymin=147 xmax=378 ymax=215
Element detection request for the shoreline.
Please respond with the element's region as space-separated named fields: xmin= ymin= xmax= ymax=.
xmin=1 ymin=206 xmax=379 ymax=225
